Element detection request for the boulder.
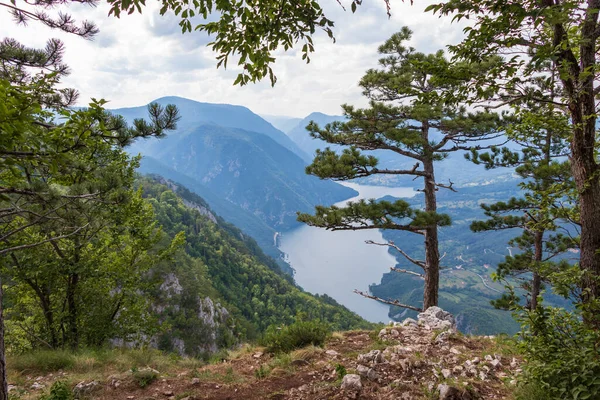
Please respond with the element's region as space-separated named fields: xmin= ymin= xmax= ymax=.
xmin=418 ymin=307 xmax=456 ymax=331
xmin=340 ymin=374 xmax=362 ymax=391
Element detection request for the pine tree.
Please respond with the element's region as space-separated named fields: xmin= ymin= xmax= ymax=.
xmin=298 ymin=28 xmax=504 ymax=312
xmin=468 ymin=73 xmax=577 ymax=310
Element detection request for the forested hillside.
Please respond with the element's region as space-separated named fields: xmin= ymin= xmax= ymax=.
xmin=138 ymin=177 xmax=372 ymax=348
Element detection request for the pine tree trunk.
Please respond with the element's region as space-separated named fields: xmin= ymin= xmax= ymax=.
xmin=553 ymin=8 xmax=600 ymax=325
xmin=531 ymin=230 xmax=544 ymax=311
xmin=0 ymin=279 xmax=8 ymax=400
xmin=422 ymin=157 xmax=440 ymax=310
xmin=569 ymin=104 xmax=600 ymax=323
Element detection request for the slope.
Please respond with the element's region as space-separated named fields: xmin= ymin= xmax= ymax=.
xmin=137 ymin=177 xmax=371 ymax=354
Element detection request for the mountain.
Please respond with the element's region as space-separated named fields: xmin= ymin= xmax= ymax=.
xmin=115 ymin=96 xmax=310 ymax=162
xmin=286 ymin=112 xmax=344 ymax=158
xmin=260 ymin=114 xmax=302 ymax=134
xmin=115 ymin=98 xmax=357 ymax=233
xmin=134 ymin=124 xmax=355 ymax=229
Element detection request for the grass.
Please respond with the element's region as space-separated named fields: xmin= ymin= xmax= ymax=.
xmin=8 ymin=347 xmax=206 ymax=376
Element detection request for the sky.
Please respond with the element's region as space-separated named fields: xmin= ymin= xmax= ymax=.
xmin=0 ymin=1 xmax=466 ymax=118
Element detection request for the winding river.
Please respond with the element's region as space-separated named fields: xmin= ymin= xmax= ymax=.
xmin=278 ymin=182 xmax=416 ymax=323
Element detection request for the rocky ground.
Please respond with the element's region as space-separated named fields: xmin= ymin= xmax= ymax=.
xmin=10 ymin=308 xmax=522 ymax=400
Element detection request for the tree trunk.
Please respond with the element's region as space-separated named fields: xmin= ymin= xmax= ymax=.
xmin=422 ymin=157 xmax=440 ymax=310
xmin=531 ymin=230 xmax=544 ymax=311
xmin=0 ymin=279 xmax=8 ymax=400
xmin=66 ymin=273 xmax=79 ymax=350
xmin=568 ymin=102 xmax=600 ymax=322
xmin=552 ymin=2 xmax=600 ymax=324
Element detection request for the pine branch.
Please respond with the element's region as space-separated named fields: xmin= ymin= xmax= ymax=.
xmin=354 ymin=290 xmax=422 ymax=312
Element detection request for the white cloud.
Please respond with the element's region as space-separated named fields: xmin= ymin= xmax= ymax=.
xmin=0 ymin=0 xmax=466 ymax=118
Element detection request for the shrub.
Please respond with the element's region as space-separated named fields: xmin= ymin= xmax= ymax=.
xmin=131 ymin=367 xmax=158 ymax=388
xmin=517 ymin=306 xmax=600 ymax=400
xmin=262 ymin=320 xmax=330 ymax=354
xmin=39 ymin=381 xmax=73 ymax=400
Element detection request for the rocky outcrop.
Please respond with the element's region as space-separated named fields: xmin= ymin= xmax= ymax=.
xmin=417 ymin=306 xmax=456 ymax=331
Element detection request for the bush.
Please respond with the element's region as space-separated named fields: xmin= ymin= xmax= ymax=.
xmin=517 ymin=306 xmax=600 ymax=400
xmin=39 ymin=381 xmax=73 ymax=400
xmin=262 ymin=320 xmax=330 ymax=354
xmin=131 ymin=367 xmax=159 ymax=388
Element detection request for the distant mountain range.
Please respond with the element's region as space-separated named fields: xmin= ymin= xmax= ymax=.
xmin=260 ymin=114 xmax=302 ymax=134
xmin=114 ymin=97 xmax=356 ymax=266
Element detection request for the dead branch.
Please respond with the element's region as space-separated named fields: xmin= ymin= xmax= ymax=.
xmin=365 ymin=240 xmax=426 ymax=269
xmin=354 ymin=290 xmax=423 ymax=312
xmin=434 ymin=180 xmax=458 ymax=192
xmin=390 ymin=267 xmax=424 ymax=279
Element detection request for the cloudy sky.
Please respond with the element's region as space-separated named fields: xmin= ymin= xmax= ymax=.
xmin=0 ymin=1 xmax=466 ymax=118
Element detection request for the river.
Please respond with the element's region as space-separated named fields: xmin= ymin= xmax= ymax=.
xmin=278 ymin=182 xmax=417 ymax=323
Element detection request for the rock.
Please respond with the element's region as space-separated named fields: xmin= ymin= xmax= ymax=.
xmin=484 ymin=354 xmax=494 ymax=362
xmin=402 ymin=318 xmax=418 ymax=327
xmin=449 ymin=347 xmax=462 ymax=355
xmin=438 ymin=384 xmax=462 ymax=400
xmin=435 ymin=330 xmax=452 ymax=344
xmin=325 ymin=349 xmax=339 ymax=357
xmin=418 ymin=306 xmax=456 ymax=331
xmin=163 ymin=390 xmax=174 ymax=396
xmin=441 ymin=368 xmax=452 ymax=379
xmin=366 ymin=368 xmax=379 ymax=381
xmin=472 ymin=357 xmax=480 ymax=365
xmin=479 ymin=371 xmax=487 ymax=381
xmin=390 ymin=329 xmax=400 ymax=338
xmin=340 ymin=374 xmax=362 ymax=391
xmin=510 ymin=357 xmax=518 ymax=368
xmin=191 ymin=377 xmax=200 ymax=385
xmin=452 ymin=365 xmax=464 ymax=374
xmin=378 ymin=328 xmax=388 ymax=338
xmin=30 ymin=382 xmax=45 ymax=390
xmin=356 ymin=365 xmax=369 ymax=377
xmin=73 ymin=380 xmax=100 ymax=398
xmin=357 ymin=350 xmax=386 ymax=365
xmin=490 ymin=359 xmax=502 ymax=369
xmin=253 ymin=352 xmax=263 ymax=359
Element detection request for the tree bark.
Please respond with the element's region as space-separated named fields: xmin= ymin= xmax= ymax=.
xmin=0 ymin=279 xmax=8 ymax=400
xmin=422 ymin=156 xmax=440 ymax=310
xmin=66 ymin=273 xmax=79 ymax=350
xmin=550 ymin=1 xmax=600 ymax=324
xmin=531 ymin=230 xmax=543 ymax=311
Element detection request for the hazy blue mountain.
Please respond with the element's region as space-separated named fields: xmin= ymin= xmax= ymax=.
xmin=127 ymin=122 xmax=356 ymax=231
xmin=115 ymin=96 xmax=310 ymax=162
xmin=287 ymin=112 xmax=344 ymax=157
xmin=260 ymin=114 xmax=303 ymax=134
